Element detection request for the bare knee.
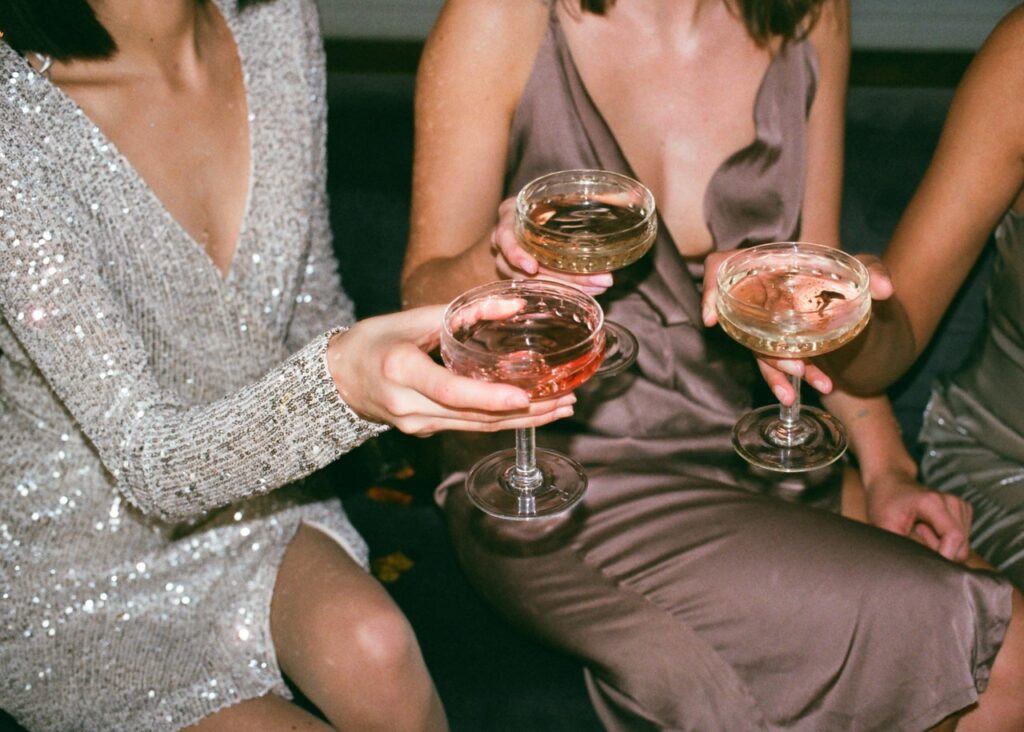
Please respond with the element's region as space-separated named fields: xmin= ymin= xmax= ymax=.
xmin=346 ymin=605 xmax=420 ymax=673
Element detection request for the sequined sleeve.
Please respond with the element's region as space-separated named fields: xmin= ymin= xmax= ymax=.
xmin=0 ymin=179 xmax=386 ymax=523
xmin=284 ymin=0 xmax=358 ymax=350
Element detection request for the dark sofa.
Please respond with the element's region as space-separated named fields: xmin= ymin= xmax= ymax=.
xmin=0 ymin=77 xmax=992 ymax=732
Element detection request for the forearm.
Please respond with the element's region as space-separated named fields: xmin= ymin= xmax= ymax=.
xmin=821 ymin=389 xmax=918 ymax=487
xmin=816 ymin=294 xmax=921 ymax=395
xmin=401 ymin=234 xmax=502 ymax=309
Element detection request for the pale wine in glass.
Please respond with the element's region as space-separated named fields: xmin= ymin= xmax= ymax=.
xmin=515 ymin=169 xmax=656 ymax=376
xmin=716 ymin=241 xmax=871 ymax=472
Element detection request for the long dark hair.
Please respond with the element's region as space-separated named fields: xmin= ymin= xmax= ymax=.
xmin=578 ymin=0 xmax=826 ymax=45
xmin=0 ymin=0 xmax=271 ymax=61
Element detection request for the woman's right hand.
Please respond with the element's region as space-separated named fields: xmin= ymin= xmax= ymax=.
xmin=700 ymin=250 xmax=895 ymax=405
xmin=490 ymin=197 xmax=613 ymax=297
xmin=326 ymin=305 xmax=576 ymax=437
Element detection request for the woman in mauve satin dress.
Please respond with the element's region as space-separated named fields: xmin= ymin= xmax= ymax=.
xmin=402 ymin=0 xmax=1024 ymax=729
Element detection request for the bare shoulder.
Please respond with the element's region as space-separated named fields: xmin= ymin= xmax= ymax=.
xmin=806 ymin=0 xmax=850 ymax=59
xmin=969 ymin=5 xmax=1024 ymax=95
xmin=419 ymin=0 xmax=549 ymax=105
xmin=945 ymin=4 xmax=1024 ymax=155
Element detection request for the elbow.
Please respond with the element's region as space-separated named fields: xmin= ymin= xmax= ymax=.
xmin=117 ymin=470 xmax=216 ymax=524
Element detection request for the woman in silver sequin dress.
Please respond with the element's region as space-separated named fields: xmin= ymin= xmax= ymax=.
xmin=0 ymin=1 xmax=576 ymax=730
xmin=818 ymin=5 xmax=1024 ymax=594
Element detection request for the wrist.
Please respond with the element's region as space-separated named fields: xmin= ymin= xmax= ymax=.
xmin=860 ymin=454 xmax=919 ymax=496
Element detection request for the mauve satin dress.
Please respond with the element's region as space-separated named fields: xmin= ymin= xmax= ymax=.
xmin=436 ymin=8 xmax=1013 ymax=731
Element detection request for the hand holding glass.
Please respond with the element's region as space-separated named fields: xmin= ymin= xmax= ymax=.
xmin=715 ymin=242 xmax=871 ymax=472
xmin=441 ymin=279 xmax=607 ymax=520
xmin=515 ymin=169 xmax=656 ymax=376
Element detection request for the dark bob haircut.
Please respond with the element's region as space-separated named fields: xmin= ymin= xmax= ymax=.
xmin=577 ymin=0 xmax=826 ymax=45
xmin=0 ymin=0 xmax=271 ymax=61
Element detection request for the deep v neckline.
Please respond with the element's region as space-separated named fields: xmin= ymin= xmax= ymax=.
xmin=550 ymin=11 xmax=786 ymax=257
xmin=39 ymin=0 xmax=256 ymax=285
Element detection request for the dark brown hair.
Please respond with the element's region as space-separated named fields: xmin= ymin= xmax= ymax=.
xmin=578 ymin=0 xmax=826 ymax=45
xmin=0 ymin=0 xmax=271 ymax=61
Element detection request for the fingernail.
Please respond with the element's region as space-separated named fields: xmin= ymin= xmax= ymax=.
xmin=777 ymin=360 xmax=804 ymax=377
xmin=812 ymin=377 xmax=831 ymax=392
xmin=558 ymin=394 xmax=577 ymax=406
xmin=554 ymin=406 xmax=574 ymax=420
xmin=702 ymin=305 xmax=714 ymax=325
xmin=773 ymin=385 xmax=789 ymax=404
xmin=589 ymin=274 xmax=613 ymax=287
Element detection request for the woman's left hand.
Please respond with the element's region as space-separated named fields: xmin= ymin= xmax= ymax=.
xmin=863 ymin=469 xmax=973 ymax=563
xmin=700 ymin=250 xmax=895 ymax=405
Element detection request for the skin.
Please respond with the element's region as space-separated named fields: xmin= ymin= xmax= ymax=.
xmin=36 ymin=0 xmax=580 ymax=728
xmin=815 ymin=6 xmax=1024 ymax=393
xmin=403 ymin=0 xmax=967 ymax=555
xmin=401 ymin=0 xmax=1024 ymax=727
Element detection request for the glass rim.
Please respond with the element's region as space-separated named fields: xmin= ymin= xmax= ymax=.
xmin=515 ymin=168 xmax=657 ymax=240
xmin=716 ymin=241 xmax=871 ymax=318
xmin=441 ymin=278 xmax=606 ymax=360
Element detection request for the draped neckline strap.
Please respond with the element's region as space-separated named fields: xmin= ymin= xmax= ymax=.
xmin=538 ymin=11 xmax=818 ymax=326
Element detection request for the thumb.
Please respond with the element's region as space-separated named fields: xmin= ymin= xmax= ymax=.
xmin=379 ymin=304 xmax=447 ymax=350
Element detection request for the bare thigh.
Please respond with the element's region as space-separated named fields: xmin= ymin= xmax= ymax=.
xmin=181 ymin=693 xmax=333 ymax=731
xmin=269 ymin=523 xmax=446 ymax=732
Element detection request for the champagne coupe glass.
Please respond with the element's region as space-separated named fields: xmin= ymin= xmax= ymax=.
xmin=515 ymin=169 xmax=657 ymax=377
xmin=716 ymin=241 xmax=871 ymax=472
xmin=441 ymin=279 xmax=607 ymax=520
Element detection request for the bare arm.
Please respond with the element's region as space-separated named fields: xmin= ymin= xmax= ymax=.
xmin=824 ymin=6 xmax=1024 ymax=394
xmin=805 ymin=1 xmax=972 ymax=557
xmin=400 ymin=0 xmax=548 ymax=309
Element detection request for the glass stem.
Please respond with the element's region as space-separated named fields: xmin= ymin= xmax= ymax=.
xmin=779 ymin=374 xmax=802 ymax=427
xmin=510 ymin=427 xmax=544 ymax=499
xmin=772 ymin=374 xmax=809 ymax=447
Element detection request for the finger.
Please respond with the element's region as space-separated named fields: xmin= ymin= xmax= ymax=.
xmin=915 ymin=499 xmax=967 ymax=561
xmin=494 ymin=226 xmax=539 ymax=275
xmin=535 ymin=267 xmax=613 ymax=295
xmin=389 ymin=380 xmax=576 ymax=424
xmin=381 ymin=304 xmax=448 ymax=349
xmin=406 ymin=404 xmax=576 ymax=437
xmin=756 ymin=359 xmax=798 ymax=406
xmin=856 ymin=254 xmax=893 ymax=301
xmin=447 ymin=297 xmax=526 ymax=333
xmin=803 ymin=363 xmax=833 ymax=394
xmin=912 ymin=523 xmax=942 ymax=552
xmin=702 ymin=252 xmax=728 ymax=326
xmin=400 ymin=356 xmax=536 ymax=411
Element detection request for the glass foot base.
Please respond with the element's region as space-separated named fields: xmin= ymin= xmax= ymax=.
xmin=465 ymin=448 xmax=588 ymax=520
xmin=732 ymin=404 xmax=847 ymax=473
xmin=596 ymin=320 xmax=639 ymax=378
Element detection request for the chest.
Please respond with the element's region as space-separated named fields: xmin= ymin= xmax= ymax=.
xmin=63 ymin=72 xmax=251 ymax=278
xmin=560 ymin=18 xmax=773 ymax=258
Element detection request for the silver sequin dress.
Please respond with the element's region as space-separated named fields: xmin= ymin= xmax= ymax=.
xmin=0 ymin=1 xmax=388 ymax=729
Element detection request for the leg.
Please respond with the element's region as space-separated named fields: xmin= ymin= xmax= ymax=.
xmin=182 ymin=693 xmax=335 ymax=732
xmin=270 ymin=523 xmax=447 ymax=732
xmin=956 ymin=588 xmax=1024 ymax=731
xmin=845 ymin=467 xmax=1024 ymax=730
xmin=447 ymin=467 xmax=1013 ymax=731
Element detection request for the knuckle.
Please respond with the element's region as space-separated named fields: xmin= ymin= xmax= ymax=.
xmin=380 ymin=350 xmax=405 ymax=382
